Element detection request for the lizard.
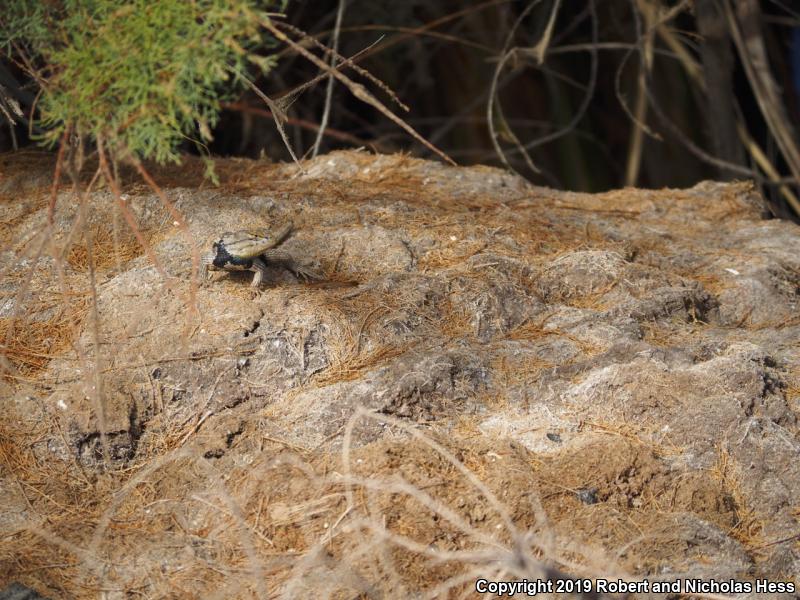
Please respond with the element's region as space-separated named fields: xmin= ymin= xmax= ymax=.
xmin=200 ymin=221 xmax=317 ymax=287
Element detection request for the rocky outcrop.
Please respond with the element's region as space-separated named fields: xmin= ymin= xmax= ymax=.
xmin=2 ymin=151 xmax=799 ymax=598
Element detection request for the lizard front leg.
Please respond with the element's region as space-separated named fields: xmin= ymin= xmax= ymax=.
xmin=199 ymin=252 xmax=216 ymax=285
xmin=250 ymin=257 xmax=269 ymax=287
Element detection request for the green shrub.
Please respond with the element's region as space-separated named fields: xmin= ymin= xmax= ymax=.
xmin=1 ymin=0 xmax=282 ymax=165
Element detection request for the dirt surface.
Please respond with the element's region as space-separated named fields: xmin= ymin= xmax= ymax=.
xmin=1 ymin=150 xmax=799 ymax=598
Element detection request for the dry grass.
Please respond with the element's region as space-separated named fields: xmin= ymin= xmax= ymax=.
xmin=0 ymin=293 xmax=89 ymax=380
xmin=0 ymin=418 xmax=103 ymax=594
xmin=640 ymin=318 xmax=709 ymax=348
xmin=0 ymin=192 xmax=50 ymax=246
xmin=0 ymin=410 xmax=598 ymax=598
xmin=582 ymin=417 xmax=688 ymax=460
xmin=65 ymin=223 xmax=144 ymax=273
xmin=709 ymin=448 xmax=766 ymax=549
xmin=1 ymin=153 xmax=795 ymax=598
xmin=507 ymin=319 xmax=600 ymax=354
xmin=787 ymin=367 xmax=800 ymax=404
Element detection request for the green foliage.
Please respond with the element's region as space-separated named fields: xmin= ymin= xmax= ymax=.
xmin=0 ymin=0 xmax=282 ymax=165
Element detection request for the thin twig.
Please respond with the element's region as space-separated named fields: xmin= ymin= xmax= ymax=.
xmin=262 ymin=17 xmax=455 ymax=165
xmin=96 ymin=136 xmax=172 ymax=283
xmin=130 ymin=158 xmax=200 ymax=326
xmin=530 ymin=0 xmax=563 ymax=64
xmin=312 ymin=0 xmax=347 ymax=158
xmin=487 ymin=0 xmax=546 ymax=175
xmin=624 ymin=0 xmax=657 ymax=186
xmin=520 ymin=0 xmax=598 ymax=153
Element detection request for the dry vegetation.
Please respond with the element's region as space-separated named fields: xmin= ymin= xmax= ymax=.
xmin=3 ymin=1 xmax=800 ymax=594
xmin=0 ymin=294 xmax=89 ymax=381
xmin=1 ymin=151 xmax=799 ymax=598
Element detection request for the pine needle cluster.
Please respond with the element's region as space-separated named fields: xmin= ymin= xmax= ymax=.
xmin=1 ymin=0 xmax=282 ymax=165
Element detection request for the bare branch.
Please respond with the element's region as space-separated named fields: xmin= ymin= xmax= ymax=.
xmin=312 ymin=0 xmax=348 ymax=158
xmin=261 ymin=17 xmax=456 ymax=165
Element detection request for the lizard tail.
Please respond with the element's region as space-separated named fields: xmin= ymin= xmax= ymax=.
xmin=263 ymin=221 xmax=293 ymax=248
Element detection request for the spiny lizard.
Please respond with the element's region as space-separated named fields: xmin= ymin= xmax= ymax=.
xmin=200 ymin=221 xmax=316 ymax=286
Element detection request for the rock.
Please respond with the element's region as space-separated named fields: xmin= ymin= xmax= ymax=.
xmin=2 ymin=151 xmax=799 ymax=597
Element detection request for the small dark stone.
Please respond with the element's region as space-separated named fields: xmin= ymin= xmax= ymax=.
xmin=576 ymin=488 xmax=599 ymax=505
xmin=546 ymin=432 xmax=562 ymax=443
